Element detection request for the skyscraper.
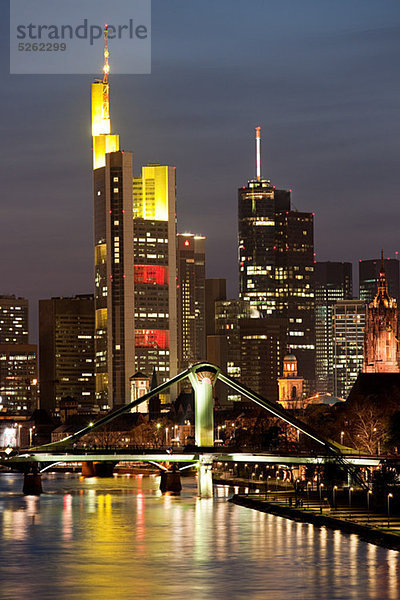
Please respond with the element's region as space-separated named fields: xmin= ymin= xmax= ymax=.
xmin=177 ymin=233 xmax=206 ymax=372
xmin=0 ymin=296 xmax=36 ymax=412
xmin=39 ymin=295 xmax=95 ymax=414
xmin=238 ymin=128 xmax=315 ymax=389
xmin=132 ymin=165 xmax=178 ymax=383
xmin=92 ymin=29 xmax=134 ymax=408
xmin=332 ymin=299 xmax=365 ymax=398
xmin=0 ymin=296 xmax=29 ymax=343
xmin=315 ymin=262 xmax=352 ymax=393
xmin=240 ymin=317 xmax=287 ymax=403
xmin=359 ymin=257 xmax=400 ymax=304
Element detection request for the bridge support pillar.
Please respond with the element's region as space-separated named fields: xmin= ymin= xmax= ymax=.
xmin=23 ymin=464 xmax=42 ymax=496
xmin=82 ymin=461 xmax=116 ymax=477
xmin=189 ymin=365 xmax=219 ymax=447
xmin=81 ymin=461 xmax=96 ymax=477
xmin=197 ymin=457 xmax=213 ymax=498
xmin=160 ymin=465 xmax=182 ymax=494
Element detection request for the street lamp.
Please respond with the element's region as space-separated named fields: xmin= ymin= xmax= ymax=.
xmin=319 ymin=483 xmax=324 ymax=509
xmin=348 ymin=487 xmax=353 ymax=519
xmin=387 ymin=493 xmax=393 ymax=528
xmin=367 ymin=490 xmax=372 ymax=522
xmin=165 ymin=427 xmax=169 ymax=445
xmin=267 ymin=475 xmax=271 ymax=499
xmin=307 ymin=481 xmax=312 ymax=507
xmin=333 ymin=485 xmax=338 ymax=510
xmin=340 ymin=431 xmax=344 ymax=445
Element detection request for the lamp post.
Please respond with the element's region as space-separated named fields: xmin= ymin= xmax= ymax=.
xmin=340 ymin=431 xmax=344 ymax=445
xmin=367 ymin=490 xmax=372 ymax=523
xmin=348 ymin=487 xmax=353 ymax=519
xmin=387 ymin=493 xmax=393 ymax=529
xmin=307 ymin=481 xmax=311 ymax=507
xmin=333 ymin=485 xmax=338 ymax=510
xmin=319 ymin=482 xmax=324 ymax=508
xmin=267 ymin=475 xmax=271 ymax=500
xmin=165 ymin=427 xmax=169 ymax=446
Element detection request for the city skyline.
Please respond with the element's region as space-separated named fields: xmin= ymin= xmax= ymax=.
xmin=2 ymin=1 xmax=400 ymax=341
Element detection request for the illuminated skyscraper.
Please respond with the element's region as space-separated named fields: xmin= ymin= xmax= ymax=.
xmin=238 ymin=128 xmax=315 ymax=388
xmin=0 ymin=295 xmax=29 ymax=343
xmin=0 ymin=296 xmax=37 ymax=412
xmin=333 ymin=300 xmax=365 ymax=398
xmin=92 ymin=29 xmax=134 ymax=408
xmin=39 ymin=295 xmax=95 ymax=414
xmin=177 ymin=233 xmax=206 ymax=372
xmin=315 ymin=262 xmax=352 ymax=394
xmin=132 ymin=165 xmax=178 ymax=382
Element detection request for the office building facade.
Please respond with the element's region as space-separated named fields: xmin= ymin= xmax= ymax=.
xmin=0 ymin=296 xmax=29 ymax=344
xmin=332 ymin=300 xmax=366 ymax=399
xmin=238 ymin=177 xmax=315 ymax=389
xmin=39 ymin=295 xmax=95 ymax=414
xmin=132 ymin=165 xmax=178 ymax=383
xmin=177 ymin=233 xmax=206 ymax=372
xmin=315 ymin=262 xmax=353 ymax=394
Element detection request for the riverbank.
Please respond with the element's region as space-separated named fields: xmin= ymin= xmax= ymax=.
xmin=230 ymin=493 xmax=400 ymax=551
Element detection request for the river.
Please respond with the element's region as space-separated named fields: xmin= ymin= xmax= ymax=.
xmin=0 ymin=473 xmax=399 ymax=600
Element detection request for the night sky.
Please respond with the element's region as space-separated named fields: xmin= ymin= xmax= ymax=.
xmin=2 ymin=0 xmax=400 ymax=340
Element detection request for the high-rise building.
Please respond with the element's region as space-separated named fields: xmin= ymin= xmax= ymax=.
xmin=0 ymin=296 xmax=29 ymax=344
xmin=332 ymin=300 xmax=366 ymax=399
xmin=238 ymin=128 xmax=315 ymax=389
xmin=363 ymin=256 xmax=400 ymax=373
xmin=215 ymin=299 xmax=251 ymax=382
xmin=0 ymin=344 xmax=37 ymax=413
xmin=132 ymin=165 xmax=178 ymax=383
xmin=177 ymin=233 xmax=206 ymax=372
xmin=39 ymin=295 xmax=95 ymax=414
xmin=205 ymin=278 xmax=226 ymax=338
xmin=240 ymin=317 xmax=287 ymax=403
xmin=315 ymin=262 xmax=353 ymax=394
xmin=0 ymin=295 xmax=37 ymax=412
xmin=92 ymin=37 xmax=134 ymax=408
xmin=359 ymin=257 xmax=400 ymax=304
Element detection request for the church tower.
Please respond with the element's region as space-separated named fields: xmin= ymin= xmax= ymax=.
xmin=278 ymin=353 xmax=304 ymax=409
xmin=363 ymin=252 xmax=400 ymax=373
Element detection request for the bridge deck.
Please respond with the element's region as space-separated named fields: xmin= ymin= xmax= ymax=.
xmin=6 ymin=451 xmax=381 ymax=467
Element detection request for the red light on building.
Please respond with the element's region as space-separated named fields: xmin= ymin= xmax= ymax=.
xmin=134 ymin=265 xmax=168 ymax=285
xmin=135 ymin=329 xmax=170 ymax=349
xmin=184 ymin=240 xmax=190 ymax=247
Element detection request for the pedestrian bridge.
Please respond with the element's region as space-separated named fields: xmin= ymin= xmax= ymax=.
xmin=2 ymin=362 xmax=383 ymax=495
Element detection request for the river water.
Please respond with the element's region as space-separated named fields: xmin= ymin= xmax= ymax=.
xmin=0 ymin=473 xmax=399 ymax=600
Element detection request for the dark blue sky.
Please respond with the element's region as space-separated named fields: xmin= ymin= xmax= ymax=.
xmin=2 ymin=0 xmax=400 ymax=340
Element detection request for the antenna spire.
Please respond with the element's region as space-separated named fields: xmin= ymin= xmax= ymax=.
xmin=103 ymin=25 xmax=110 ymax=84
xmin=255 ymin=126 xmax=261 ymax=181
xmin=102 ymin=25 xmax=110 ymax=122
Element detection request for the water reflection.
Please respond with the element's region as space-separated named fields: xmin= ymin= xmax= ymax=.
xmin=0 ymin=475 xmax=399 ymax=599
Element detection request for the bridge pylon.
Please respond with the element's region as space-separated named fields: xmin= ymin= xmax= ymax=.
xmin=188 ymin=363 xmax=220 ymax=497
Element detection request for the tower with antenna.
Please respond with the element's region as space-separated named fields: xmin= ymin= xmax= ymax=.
xmin=238 ymin=127 xmax=316 ymax=393
xmin=91 ymin=27 xmax=135 ymax=408
xmin=91 ymin=25 xmax=119 ymax=169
